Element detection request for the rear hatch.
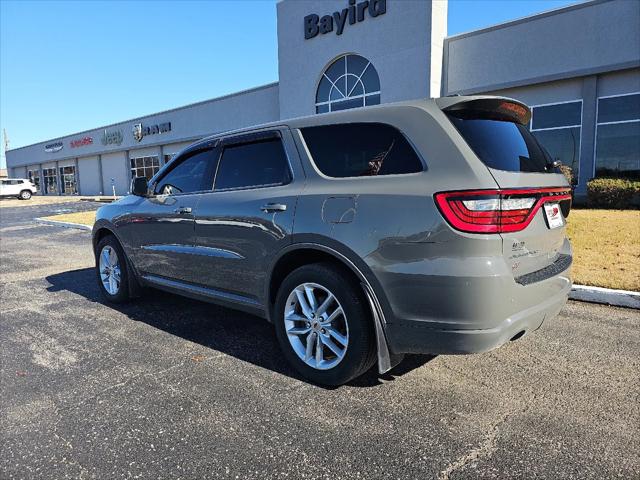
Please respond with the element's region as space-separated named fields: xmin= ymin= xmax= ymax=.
xmin=437 ymin=97 xmax=572 ymax=280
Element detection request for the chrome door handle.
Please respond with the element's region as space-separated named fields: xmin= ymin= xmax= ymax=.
xmin=260 ymin=203 xmax=287 ymax=213
xmin=174 ymin=206 xmax=192 ymax=214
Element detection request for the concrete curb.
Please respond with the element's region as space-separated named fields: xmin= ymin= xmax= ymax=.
xmin=35 ymin=218 xmax=92 ymax=231
xmin=80 ymin=197 xmax=120 ymax=203
xmin=570 ymin=285 xmax=640 ymax=309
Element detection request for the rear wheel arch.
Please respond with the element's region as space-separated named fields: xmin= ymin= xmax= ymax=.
xmin=267 ymin=242 xmax=392 ymax=319
xmin=268 ymin=247 xmax=363 ymax=319
xmin=267 ymin=242 xmax=397 ymax=375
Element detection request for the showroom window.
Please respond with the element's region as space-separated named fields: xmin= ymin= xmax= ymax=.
xmin=27 ymin=169 xmax=40 ymax=190
xmin=595 ymin=92 xmax=640 ymax=179
xmin=59 ymin=165 xmax=77 ymax=194
xmin=42 ymin=167 xmax=58 ymax=194
xmin=315 ymin=54 xmax=380 ymax=114
xmin=530 ymin=100 xmax=582 ymax=185
xmin=130 ymin=155 xmax=160 ymax=180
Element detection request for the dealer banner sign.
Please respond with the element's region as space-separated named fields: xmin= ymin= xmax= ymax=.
xmin=44 ymin=141 xmax=63 ymax=153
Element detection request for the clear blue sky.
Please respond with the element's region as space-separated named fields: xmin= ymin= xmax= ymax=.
xmin=0 ymin=0 xmax=580 ymax=167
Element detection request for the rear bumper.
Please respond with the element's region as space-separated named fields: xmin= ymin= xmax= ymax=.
xmin=384 ymin=267 xmax=572 ymax=355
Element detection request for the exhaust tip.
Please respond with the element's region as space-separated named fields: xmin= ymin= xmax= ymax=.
xmin=510 ymin=330 xmax=526 ymax=342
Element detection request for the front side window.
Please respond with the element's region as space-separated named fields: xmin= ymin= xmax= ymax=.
xmin=595 ymin=93 xmax=640 ymax=179
xmin=131 ymin=155 xmax=160 ymax=181
xmin=315 ymin=54 xmax=381 ymax=114
xmin=301 ymin=123 xmax=423 ymax=178
xmin=154 ymin=149 xmax=217 ymax=195
xmin=529 ymin=101 xmax=582 ymax=184
xmin=214 ymin=138 xmax=291 ymax=191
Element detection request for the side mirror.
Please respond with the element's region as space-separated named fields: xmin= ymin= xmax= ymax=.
xmin=131 ymin=177 xmax=149 ymax=197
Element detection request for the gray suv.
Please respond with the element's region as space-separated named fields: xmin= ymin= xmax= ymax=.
xmin=93 ymin=96 xmax=572 ymax=386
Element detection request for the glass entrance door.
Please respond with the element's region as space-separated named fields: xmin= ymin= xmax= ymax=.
xmin=42 ymin=168 xmax=58 ymax=194
xmin=27 ymin=169 xmax=41 ymax=191
xmin=59 ymin=166 xmax=78 ymax=194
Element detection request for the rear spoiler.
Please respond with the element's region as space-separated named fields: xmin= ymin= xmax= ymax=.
xmin=439 ymin=97 xmax=531 ymax=125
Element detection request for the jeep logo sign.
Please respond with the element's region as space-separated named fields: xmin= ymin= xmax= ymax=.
xmin=304 ymin=0 xmax=386 ymax=40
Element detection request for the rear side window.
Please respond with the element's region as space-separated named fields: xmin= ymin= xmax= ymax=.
xmin=214 ymin=138 xmax=291 ymax=191
xmin=300 ymin=123 xmax=423 ymax=178
xmin=154 ymin=149 xmax=217 ymax=195
xmin=448 ymin=115 xmax=555 ymax=173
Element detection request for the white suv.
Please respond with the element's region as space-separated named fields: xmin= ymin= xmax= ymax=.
xmin=0 ymin=178 xmax=38 ymax=200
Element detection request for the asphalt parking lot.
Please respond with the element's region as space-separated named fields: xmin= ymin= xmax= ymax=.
xmin=1 ymin=200 xmax=638 ymax=479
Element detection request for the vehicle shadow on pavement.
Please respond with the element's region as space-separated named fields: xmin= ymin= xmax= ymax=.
xmin=45 ymin=268 xmax=435 ymax=388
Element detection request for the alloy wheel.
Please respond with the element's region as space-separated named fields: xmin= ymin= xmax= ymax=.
xmin=99 ymin=245 xmax=121 ymax=295
xmin=284 ymin=282 xmax=349 ymax=370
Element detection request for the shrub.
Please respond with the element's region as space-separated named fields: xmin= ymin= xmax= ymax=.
xmin=559 ymin=165 xmax=575 ymax=186
xmin=586 ymin=177 xmax=640 ymax=209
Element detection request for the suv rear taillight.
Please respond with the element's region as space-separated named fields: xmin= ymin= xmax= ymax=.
xmin=435 ymin=187 xmax=571 ymax=234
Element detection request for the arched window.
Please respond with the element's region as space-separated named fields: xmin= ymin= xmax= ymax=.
xmin=315 ymin=54 xmax=380 ymax=114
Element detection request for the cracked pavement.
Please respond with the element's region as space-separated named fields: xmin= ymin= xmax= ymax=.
xmin=1 ymin=201 xmax=639 ymax=479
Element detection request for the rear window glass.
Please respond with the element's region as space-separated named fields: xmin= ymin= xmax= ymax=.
xmin=448 ymin=115 xmax=556 ymax=173
xmin=301 ymin=123 xmax=423 ymax=178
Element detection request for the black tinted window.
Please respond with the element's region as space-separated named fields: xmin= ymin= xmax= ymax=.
xmin=214 ymin=138 xmax=291 ymax=190
xmin=448 ymin=116 xmax=554 ymax=173
xmin=155 ymin=149 xmax=216 ymax=195
xmin=597 ymin=94 xmax=640 ymax=123
xmin=531 ymin=102 xmax=582 ymax=129
xmin=301 ymin=123 xmax=423 ymax=177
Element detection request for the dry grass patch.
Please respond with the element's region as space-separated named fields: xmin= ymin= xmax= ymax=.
xmin=41 ymin=210 xmax=96 ymax=227
xmin=567 ymin=209 xmax=639 ymax=291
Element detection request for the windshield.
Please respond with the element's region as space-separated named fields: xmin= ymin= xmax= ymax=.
xmin=448 ymin=115 xmax=557 ymax=173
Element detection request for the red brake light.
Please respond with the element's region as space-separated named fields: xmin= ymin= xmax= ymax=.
xmin=435 ymin=187 xmax=571 ymax=233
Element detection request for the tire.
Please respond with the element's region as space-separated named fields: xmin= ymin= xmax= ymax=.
xmin=95 ymin=235 xmax=131 ymax=303
xmin=274 ymin=262 xmax=376 ymax=386
xmin=19 ymin=190 xmax=32 ymax=200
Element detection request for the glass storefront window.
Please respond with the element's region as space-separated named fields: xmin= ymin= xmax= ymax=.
xmin=595 ymin=93 xmax=640 ymax=179
xmin=130 ymin=155 xmax=160 ymax=181
xmin=27 ymin=169 xmax=40 ymax=190
xmin=59 ymin=165 xmax=77 ymax=194
xmin=42 ymin=168 xmax=58 ymax=194
xmin=530 ymin=101 xmax=582 ymax=185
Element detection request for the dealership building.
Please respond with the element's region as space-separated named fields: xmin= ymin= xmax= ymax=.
xmin=6 ymin=0 xmax=640 ymax=201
